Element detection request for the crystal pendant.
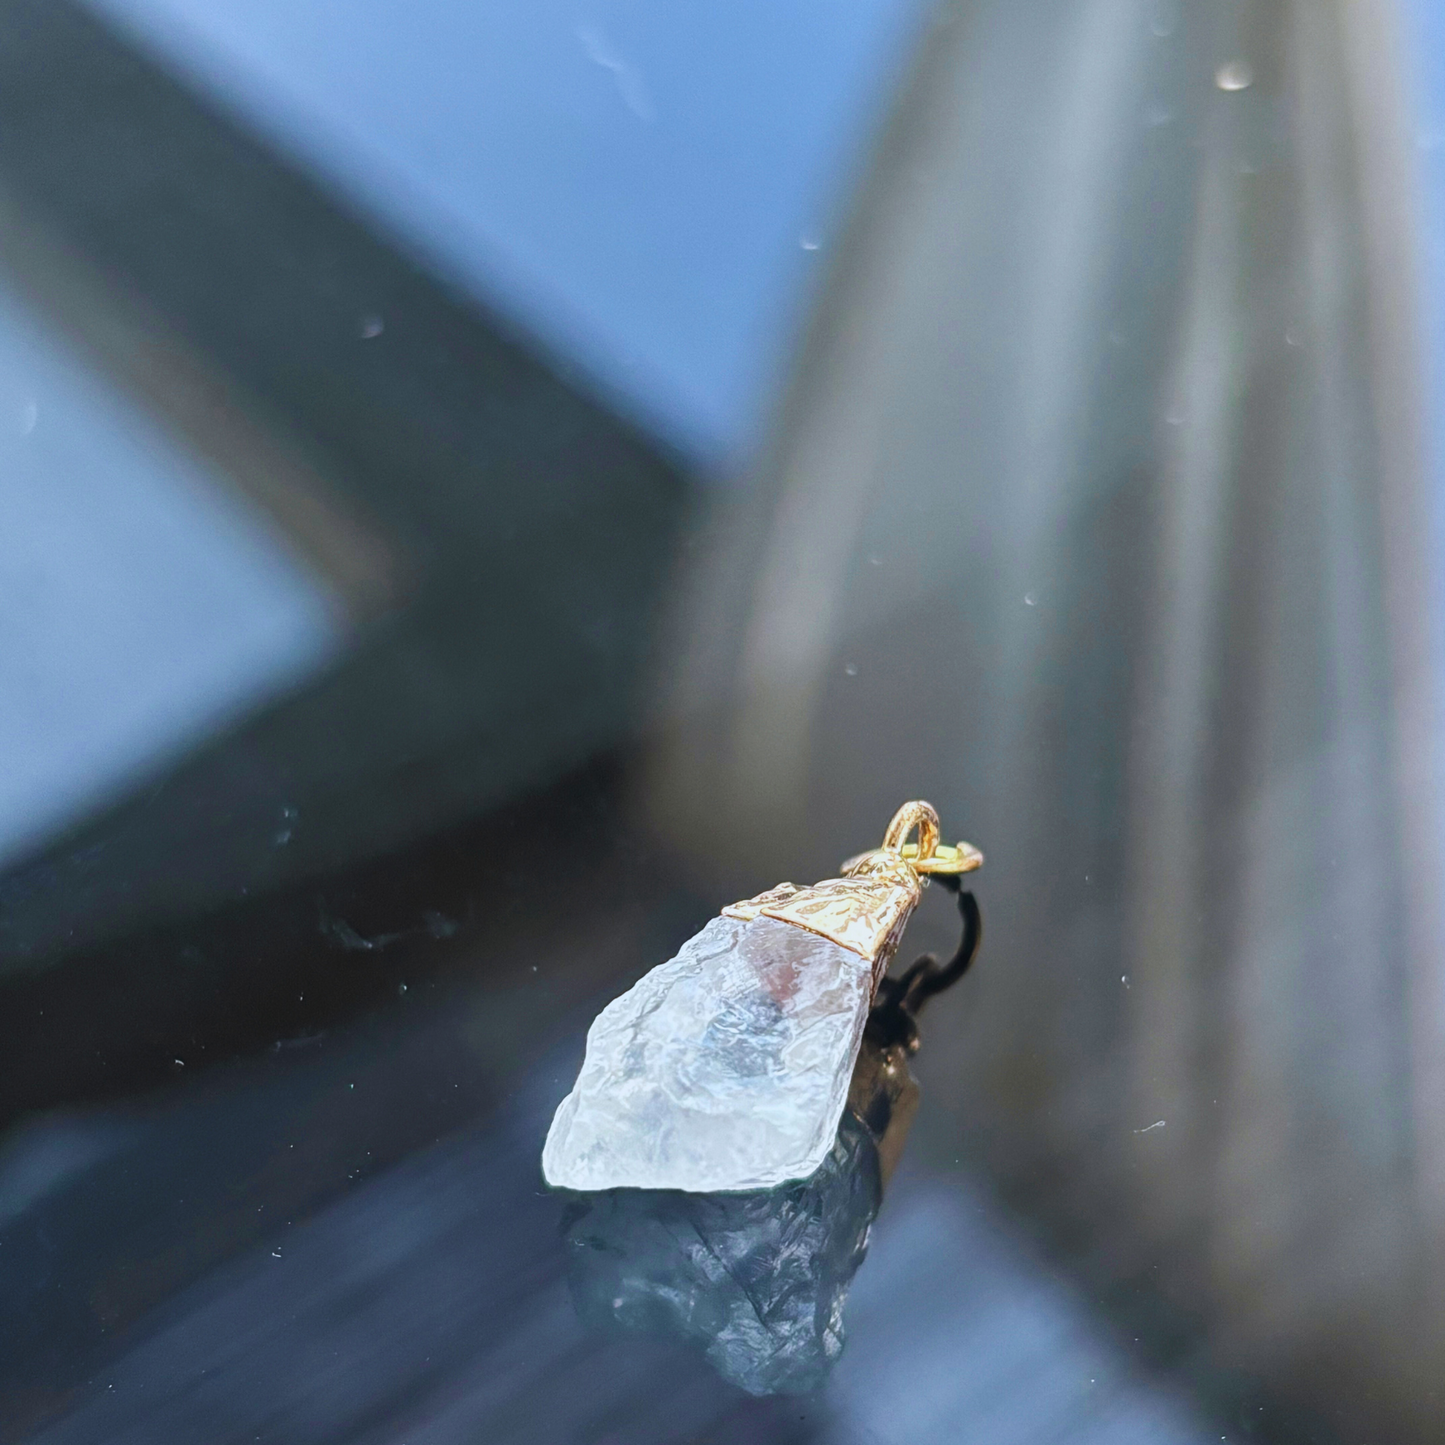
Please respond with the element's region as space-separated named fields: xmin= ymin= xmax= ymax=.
xmin=542 ymin=802 xmax=981 ymax=1193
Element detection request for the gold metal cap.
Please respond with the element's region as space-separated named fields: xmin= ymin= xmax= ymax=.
xmin=723 ymin=801 xmax=982 ymax=975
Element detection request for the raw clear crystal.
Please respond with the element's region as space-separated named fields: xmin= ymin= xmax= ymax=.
xmin=542 ymin=914 xmax=873 ymax=1192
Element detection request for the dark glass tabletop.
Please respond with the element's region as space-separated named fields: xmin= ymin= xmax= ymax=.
xmin=3 ymin=2 xmax=1444 ymax=1442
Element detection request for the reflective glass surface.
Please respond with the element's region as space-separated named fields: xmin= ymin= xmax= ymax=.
xmin=3 ymin=2 xmax=1444 ymax=1442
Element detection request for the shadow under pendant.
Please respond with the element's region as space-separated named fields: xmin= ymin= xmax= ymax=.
xmin=542 ymin=801 xmax=981 ymax=1193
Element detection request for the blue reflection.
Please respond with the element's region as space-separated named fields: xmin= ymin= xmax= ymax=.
xmin=0 ymin=278 xmax=337 ymax=872
xmin=84 ymin=0 xmax=931 ymax=465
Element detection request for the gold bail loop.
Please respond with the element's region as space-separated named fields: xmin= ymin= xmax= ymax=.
xmin=842 ymin=801 xmax=984 ymax=878
xmin=881 ymin=801 xmax=940 ymax=865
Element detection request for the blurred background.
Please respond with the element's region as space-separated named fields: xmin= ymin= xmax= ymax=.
xmin=2 ymin=0 xmax=1444 ymax=1440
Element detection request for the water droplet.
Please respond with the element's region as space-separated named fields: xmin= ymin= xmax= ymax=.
xmin=1024 ymin=592 xmax=1037 ymax=607
xmin=358 ymin=315 xmax=384 ymax=339
xmin=1215 ymin=59 xmax=1253 ymax=92
xmin=1285 ymin=326 xmax=1302 ymax=346
xmin=843 ymin=662 xmax=859 ymax=677
xmin=398 ymin=982 xmax=408 ymax=995
xmin=1144 ymin=101 xmax=1175 ymax=128
xmin=867 ymin=554 xmax=883 ymax=566
xmin=19 ymin=399 xmax=36 ymax=434
xmin=799 ymin=236 xmax=820 ymax=252
xmin=1166 ymin=404 xmax=1185 ymax=426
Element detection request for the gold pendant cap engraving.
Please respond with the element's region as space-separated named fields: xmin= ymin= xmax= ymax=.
xmin=722 ymin=801 xmax=983 ymax=983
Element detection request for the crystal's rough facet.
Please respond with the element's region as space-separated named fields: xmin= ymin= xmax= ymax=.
xmin=562 ymin=1111 xmax=882 ymax=1395
xmin=542 ymin=915 xmax=873 ymax=1192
